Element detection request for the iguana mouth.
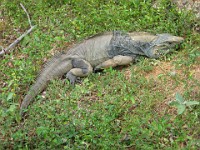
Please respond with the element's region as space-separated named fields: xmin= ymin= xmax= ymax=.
xmin=149 ymin=34 xmax=184 ymax=58
xmin=153 ymin=43 xmax=182 ymax=57
xmin=153 ymin=47 xmax=171 ymax=57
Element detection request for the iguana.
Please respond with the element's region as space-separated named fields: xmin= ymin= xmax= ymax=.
xmin=20 ymin=31 xmax=184 ymax=115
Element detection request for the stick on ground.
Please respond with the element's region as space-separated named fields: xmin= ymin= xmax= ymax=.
xmin=0 ymin=3 xmax=36 ymax=57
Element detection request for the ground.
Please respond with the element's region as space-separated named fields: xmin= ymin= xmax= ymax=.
xmin=0 ymin=0 xmax=199 ymax=149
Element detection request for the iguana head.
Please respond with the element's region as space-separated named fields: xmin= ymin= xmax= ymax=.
xmin=150 ymin=33 xmax=184 ymax=58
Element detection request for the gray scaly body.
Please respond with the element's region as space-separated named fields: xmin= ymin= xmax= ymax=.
xmin=20 ymin=31 xmax=184 ymax=115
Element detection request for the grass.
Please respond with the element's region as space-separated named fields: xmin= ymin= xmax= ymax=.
xmin=0 ymin=0 xmax=199 ymax=149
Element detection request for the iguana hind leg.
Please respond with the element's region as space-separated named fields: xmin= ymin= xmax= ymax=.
xmin=94 ymin=55 xmax=134 ymax=71
xmin=66 ymin=58 xmax=93 ymax=85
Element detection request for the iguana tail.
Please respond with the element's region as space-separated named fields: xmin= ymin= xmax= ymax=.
xmin=20 ymin=56 xmax=73 ymax=116
xmin=20 ymin=77 xmax=49 ymax=116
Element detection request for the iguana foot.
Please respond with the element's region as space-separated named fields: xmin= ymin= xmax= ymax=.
xmin=66 ymin=72 xmax=81 ymax=85
xmin=66 ymin=58 xmax=93 ymax=85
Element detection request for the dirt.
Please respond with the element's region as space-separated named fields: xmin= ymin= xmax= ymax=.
xmin=172 ymin=0 xmax=200 ymax=19
xmin=123 ymin=60 xmax=199 ymax=116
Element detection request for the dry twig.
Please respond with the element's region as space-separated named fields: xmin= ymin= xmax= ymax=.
xmin=0 ymin=3 xmax=36 ymax=57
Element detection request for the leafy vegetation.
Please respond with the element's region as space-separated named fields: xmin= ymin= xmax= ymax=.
xmin=169 ymin=93 xmax=199 ymax=115
xmin=0 ymin=0 xmax=199 ymax=149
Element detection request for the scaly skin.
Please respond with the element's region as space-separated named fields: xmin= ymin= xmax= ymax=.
xmin=20 ymin=31 xmax=184 ymax=116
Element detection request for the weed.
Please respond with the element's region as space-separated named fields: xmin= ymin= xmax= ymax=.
xmin=169 ymin=93 xmax=199 ymax=115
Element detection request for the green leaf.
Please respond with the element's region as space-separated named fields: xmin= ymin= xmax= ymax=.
xmin=7 ymin=92 xmax=14 ymax=101
xmin=169 ymin=101 xmax=180 ymax=106
xmin=21 ymin=36 xmax=31 ymax=47
xmin=185 ymin=101 xmax=199 ymax=106
xmin=175 ymin=93 xmax=184 ymax=104
xmin=130 ymin=97 xmax=135 ymax=104
xmin=177 ymin=104 xmax=186 ymax=115
xmin=54 ymin=36 xmax=62 ymax=41
xmin=34 ymin=35 xmax=40 ymax=42
xmin=36 ymin=126 xmax=49 ymax=136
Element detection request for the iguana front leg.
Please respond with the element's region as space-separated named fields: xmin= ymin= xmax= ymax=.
xmin=94 ymin=55 xmax=134 ymax=71
xmin=66 ymin=58 xmax=93 ymax=85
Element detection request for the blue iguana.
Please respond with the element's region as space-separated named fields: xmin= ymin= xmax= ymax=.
xmin=20 ymin=31 xmax=184 ymax=115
